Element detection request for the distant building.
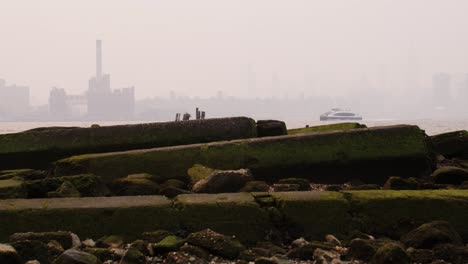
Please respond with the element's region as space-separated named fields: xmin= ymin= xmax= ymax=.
xmin=49 ymin=87 xmax=71 ymax=119
xmin=0 ymin=79 xmax=30 ymax=119
xmin=432 ymin=73 xmax=451 ymax=107
xmin=86 ymin=40 xmax=135 ymax=120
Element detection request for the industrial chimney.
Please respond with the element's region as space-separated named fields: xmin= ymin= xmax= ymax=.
xmin=96 ymin=40 xmax=102 ymax=78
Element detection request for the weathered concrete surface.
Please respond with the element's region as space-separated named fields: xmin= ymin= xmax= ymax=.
xmin=0 ymin=196 xmax=177 ymax=242
xmin=0 ymin=190 xmax=466 ymax=244
xmin=0 ymin=117 xmax=257 ymax=170
xmin=288 ymin=122 xmax=367 ymax=135
xmin=54 ymin=125 xmax=432 ymax=184
xmin=430 ymin=130 xmax=468 ymax=158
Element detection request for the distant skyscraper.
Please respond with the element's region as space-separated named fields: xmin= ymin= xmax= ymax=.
xmin=432 ymin=73 xmax=451 ymax=107
xmin=87 ymin=40 xmax=135 ymax=120
xmin=0 ymin=79 xmax=30 ymax=119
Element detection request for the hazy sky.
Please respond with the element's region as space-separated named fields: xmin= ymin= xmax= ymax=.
xmin=1 ymin=0 xmax=468 ymax=104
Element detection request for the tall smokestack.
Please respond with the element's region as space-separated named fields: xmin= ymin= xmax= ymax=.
xmin=96 ymin=40 xmax=102 ymax=78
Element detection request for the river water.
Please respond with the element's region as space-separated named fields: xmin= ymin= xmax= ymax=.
xmin=0 ymin=119 xmax=467 ymax=136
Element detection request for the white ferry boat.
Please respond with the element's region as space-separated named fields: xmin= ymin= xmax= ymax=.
xmin=320 ymin=108 xmax=363 ymax=121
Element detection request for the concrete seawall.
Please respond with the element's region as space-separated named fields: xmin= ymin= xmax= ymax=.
xmin=54 ymin=125 xmax=433 ymax=184
xmin=0 ymin=117 xmax=257 ymax=170
xmin=0 ymin=190 xmax=466 ymax=244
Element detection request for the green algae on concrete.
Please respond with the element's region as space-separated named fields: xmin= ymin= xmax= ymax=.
xmin=0 ymin=117 xmax=257 ymax=170
xmin=344 ymin=190 xmax=468 ymax=241
xmin=271 ymin=191 xmax=350 ymax=240
xmin=0 ymin=179 xmax=26 ymax=199
xmin=288 ymin=122 xmax=367 ymax=135
xmin=174 ymin=193 xmax=272 ymax=244
xmin=54 ymin=125 xmax=431 ymax=184
xmin=0 ymin=196 xmax=178 ymax=242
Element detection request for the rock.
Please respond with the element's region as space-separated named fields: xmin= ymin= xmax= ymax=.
xmin=277 ymin=178 xmax=311 ymax=191
xmin=401 ymin=221 xmax=463 ymax=249
xmin=325 ymin=185 xmax=343 ymax=192
xmin=256 ymin=120 xmax=287 ymax=137
xmin=96 ymin=235 xmax=124 ymax=248
xmin=0 ymin=178 xmax=27 ymax=199
xmin=187 ymin=229 xmax=245 ymax=259
xmin=255 ymin=242 xmax=286 ymax=256
xmin=82 ymin=239 xmax=96 ymax=248
xmin=240 ymin=181 xmax=270 ymax=192
xmin=11 ymin=240 xmax=55 ymax=264
xmin=25 ymin=261 xmax=41 ymax=264
xmin=83 ymin=248 xmax=116 ymax=262
xmin=347 ymin=239 xmax=381 ymax=262
xmin=47 ymin=240 xmax=65 ymax=255
xmin=272 ymin=184 xmax=300 ymax=192
xmin=372 ymin=242 xmax=410 ymax=264
xmin=48 ymin=181 xmax=81 ymax=198
xmin=159 ymin=186 xmax=191 ymax=198
xmin=129 ymin=240 xmax=149 ymax=256
xmin=10 ymin=231 xmax=79 ymax=249
xmin=187 ymin=164 xmax=216 ymax=185
xmin=0 ymin=244 xmax=21 ymax=264
xmin=431 ymin=166 xmax=468 ymax=185
xmin=325 ymin=235 xmax=342 ymax=247
xmin=120 ymin=248 xmax=145 ymax=264
xmin=406 ymin=248 xmax=434 ymax=264
xmin=152 ymin=236 xmax=186 ymax=253
xmin=287 ymin=242 xmax=335 ymax=260
xmin=127 ymin=173 xmax=160 ymax=182
xmin=164 ymin=251 xmax=207 ymax=264
xmin=291 ymin=237 xmax=309 ymax=249
xmin=192 ymin=169 xmax=253 ymax=193
xmin=109 ymin=177 xmax=160 ymax=196
xmin=54 ymin=249 xmax=102 ymax=264
xmin=433 ymin=243 xmax=468 ymax=264
xmin=179 ymin=244 xmax=210 ymax=260
xmin=383 ymin=177 xmax=419 ymax=190
xmin=313 ymin=248 xmax=341 ymax=264
xmin=430 ymin=130 xmax=468 ymax=159
xmin=142 ymin=230 xmax=172 ymax=243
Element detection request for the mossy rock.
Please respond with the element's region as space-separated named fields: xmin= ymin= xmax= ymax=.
xmin=126 ymin=173 xmax=161 ymax=183
xmin=96 ymin=235 xmax=124 ymax=248
xmin=383 ymin=177 xmax=420 ymax=190
xmin=120 ymin=248 xmax=145 ymax=264
xmin=256 ymin=120 xmax=287 ymax=137
xmin=345 ymin=190 xmax=468 ymax=241
xmin=47 ymin=181 xmax=81 ymax=198
xmin=11 ymin=240 xmax=56 ymax=264
xmin=288 ymin=122 xmax=366 ymax=135
xmin=430 ymin=130 xmax=468 ymax=159
xmin=372 ymin=242 xmax=410 ymax=264
xmin=152 ymin=235 xmax=186 ymax=253
xmin=187 ymin=229 xmax=246 ymax=259
xmin=0 ymin=178 xmax=26 ymax=199
xmin=240 ymin=181 xmax=270 ymax=192
xmin=175 ymin=193 xmax=272 ymax=244
xmin=141 ymin=230 xmax=172 ymax=243
xmin=83 ymin=248 xmax=117 ymax=262
xmin=286 ymin=241 xmax=335 ymax=260
xmin=54 ymin=125 xmax=431 ymax=185
xmin=24 ymin=174 xmax=109 ymax=198
xmin=161 ymin=179 xmax=187 ymax=190
xmin=401 ymin=221 xmax=463 ymax=249
xmin=187 ymin=164 xmax=216 ymax=185
xmin=0 ymin=117 xmax=257 ymax=170
xmin=431 ymin=166 xmax=468 ymax=185
xmin=10 ymin=231 xmax=78 ymax=249
xmin=54 ymin=249 xmax=102 ymax=264
xmin=0 ymin=169 xmax=47 ymax=181
xmin=277 ymin=178 xmax=311 ymax=191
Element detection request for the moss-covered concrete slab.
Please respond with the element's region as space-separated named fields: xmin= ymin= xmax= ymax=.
xmin=175 ymin=193 xmax=272 ymax=244
xmin=270 ymin=191 xmax=350 ymax=240
xmin=54 ymin=125 xmax=432 ymax=184
xmin=344 ymin=190 xmax=468 ymax=241
xmin=0 ymin=196 xmax=177 ymax=242
xmin=430 ymin=130 xmax=468 ymax=158
xmin=0 ymin=117 xmax=257 ymax=170
xmin=288 ymin=122 xmax=366 ymax=135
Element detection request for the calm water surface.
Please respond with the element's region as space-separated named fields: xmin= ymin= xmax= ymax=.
xmin=0 ymin=119 xmax=467 ymax=136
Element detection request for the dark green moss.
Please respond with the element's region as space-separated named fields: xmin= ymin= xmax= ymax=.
xmin=288 ymin=122 xmax=366 ymax=135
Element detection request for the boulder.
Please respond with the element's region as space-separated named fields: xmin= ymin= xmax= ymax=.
xmin=433 ymin=243 xmax=468 ymax=264
xmin=430 ymin=130 xmax=468 ymax=159
xmin=383 ymin=177 xmax=420 ymax=190
xmin=431 ymin=166 xmax=468 ymax=185
xmin=256 ymin=120 xmax=287 ymax=137
xmin=273 ymin=184 xmax=300 ymax=192
xmin=161 ymin=179 xmax=187 ymax=190
xmin=54 ymin=249 xmax=102 ymax=264
xmin=0 ymin=244 xmax=21 ymax=264
xmin=287 ymin=241 xmax=335 ymax=260
xmin=192 ymin=169 xmax=253 ymax=193
xmin=347 ymin=238 xmax=383 ymax=262
xmin=120 ymin=248 xmax=145 ymax=264
xmin=95 ymin=235 xmax=124 ymax=249
xmin=10 ymin=231 xmax=80 ymax=250
xmin=126 ymin=173 xmax=160 ymax=182
xmin=372 ymin=242 xmax=410 ymax=264
xmin=313 ymin=248 xmax=341 ymax=264
xmin=401 ymin=221 xmax=463 ymax=249
xmin=141 ymin=230 xmax=172 ymax=243
xmin=160 ymin=186 xmax=191 ymax=198
xmin=83 ymin=248 xmax=116 ymax=262
xmin=152 ymin=235 xmax=186 ymax=253
xmin=179 ymin=244 xmax=210 ymax=260
xmin=187 ymin=229 xmax=245 ymax=259
xmin=406 ymin=248 xmax=434 ymax=264
xmin=11 ymin=240 xmax=55 ymax=264
xmin=0 ymin=178 xmax=26 ymax=199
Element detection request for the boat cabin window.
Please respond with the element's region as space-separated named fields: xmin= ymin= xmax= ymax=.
xmin=335 ymin=112 xmax=355 ymax=116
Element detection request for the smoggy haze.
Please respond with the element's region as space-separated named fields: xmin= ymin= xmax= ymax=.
xmin=1 ymin=0 xmax=468 ymax=106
